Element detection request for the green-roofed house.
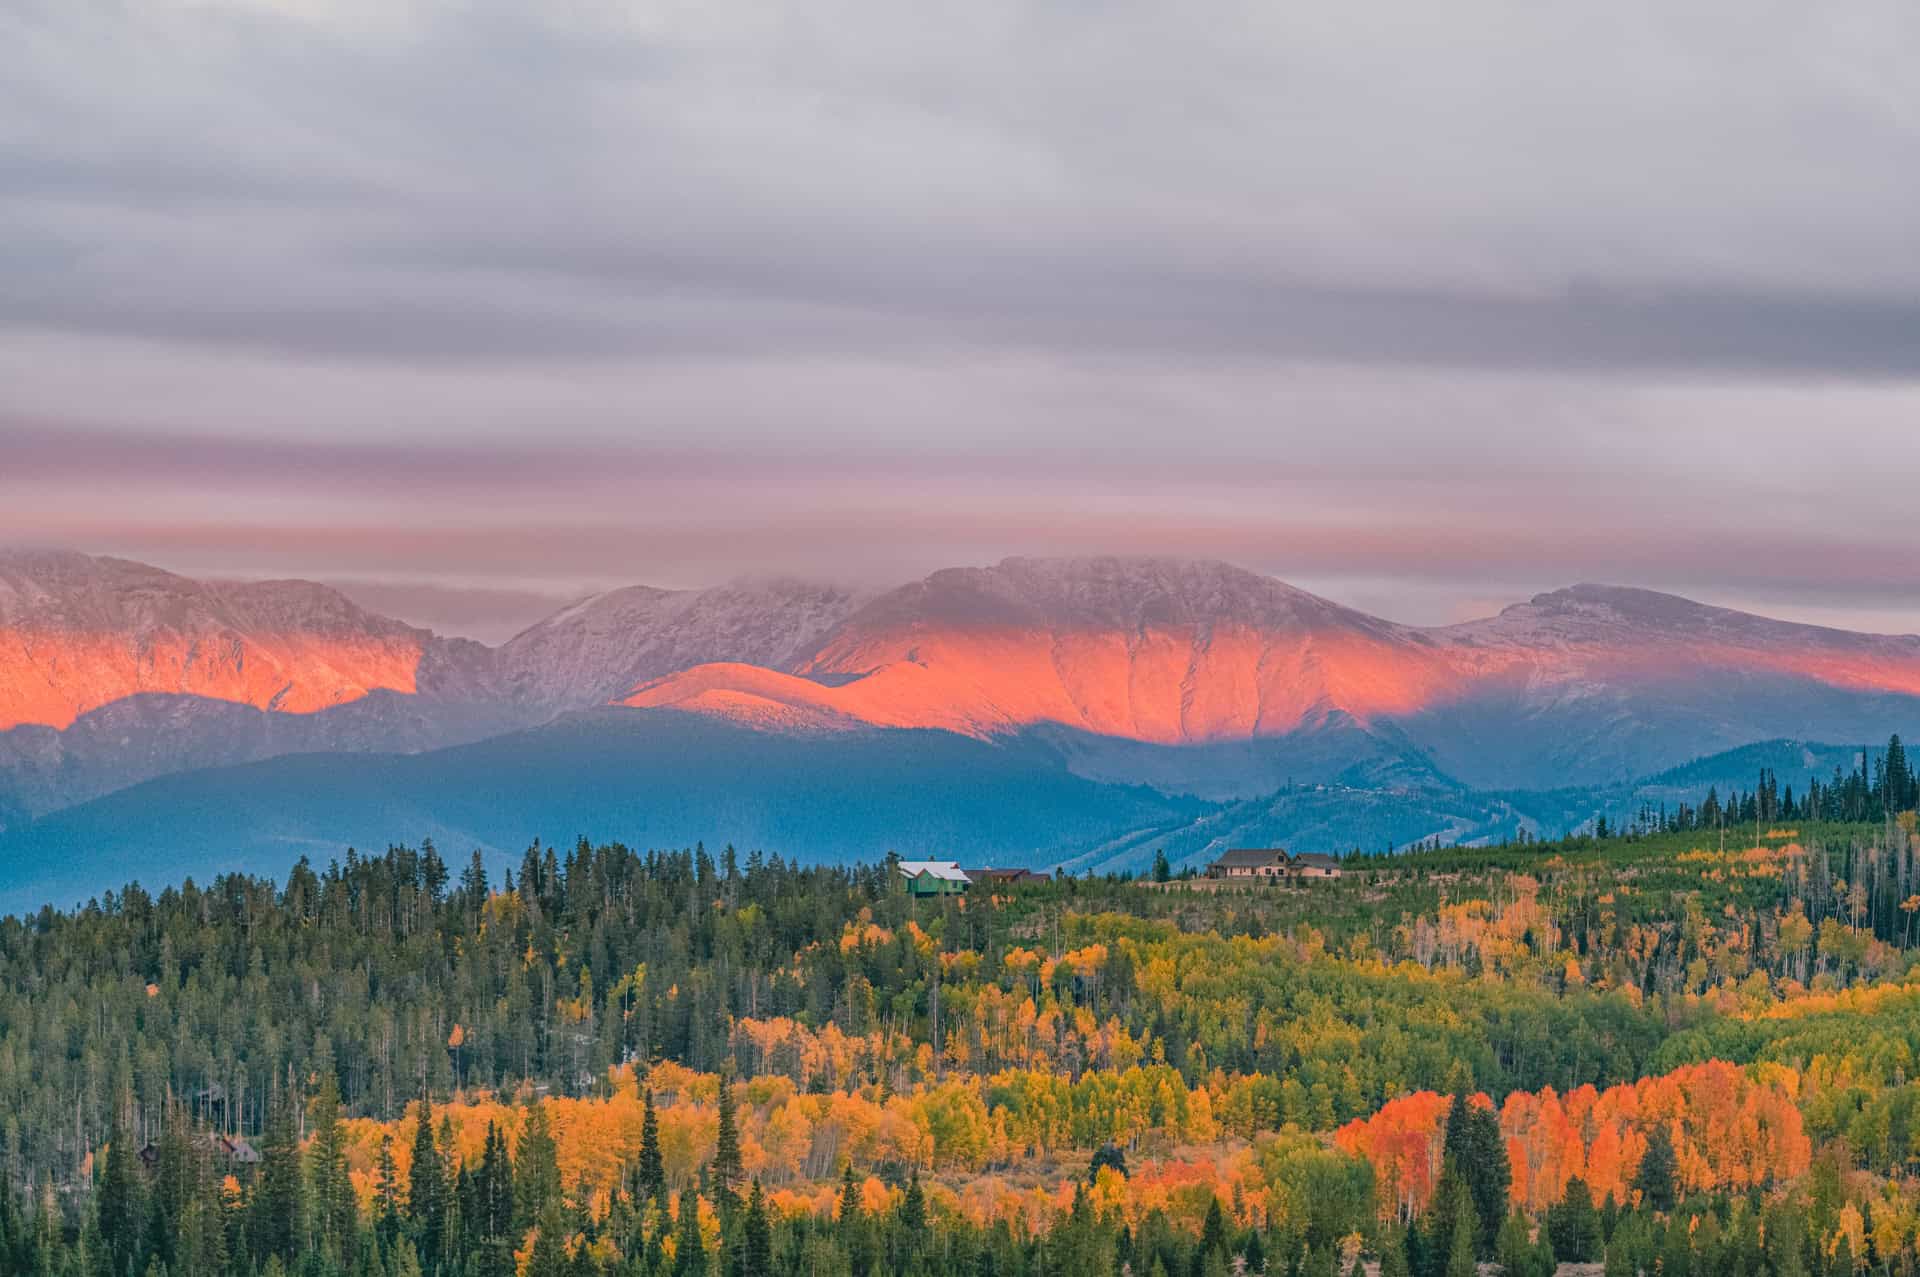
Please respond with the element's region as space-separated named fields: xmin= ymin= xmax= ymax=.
xmin=898 ymin=860 xmax=972 ymax=897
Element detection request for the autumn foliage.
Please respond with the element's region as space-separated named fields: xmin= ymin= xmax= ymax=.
xmin=1334 ymin=1059 xmax=1810 ymax=1219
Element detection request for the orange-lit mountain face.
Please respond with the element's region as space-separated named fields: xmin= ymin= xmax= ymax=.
xmin=621 ymin=560 xmax=1920 ymax=750
xmin=0 ymin=550 xmax=436 ymax=732
xmin=8 ymin=551 xmax=1920 ymax=837
xmin=624 ymin=559 xmax=1467 ymax=740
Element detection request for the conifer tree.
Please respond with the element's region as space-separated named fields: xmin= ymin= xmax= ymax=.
xmin=1441 ymin=1091 xmax=1508 ymax=1252
xmin=1547 ymin=1175 xmax=1600 ymax=1263
xmin=374 ymin=1133 xmax=403 ymax=1250
xmin=673 ymin=1191 xmax=706 ymax=1277
xmin=308 ymin=1072 xmax=356 ymax=1256
xmin=740 ymin=1181 xmax=773 ymax=1277
xmin=406 ymin=1098 xmax=444 ymax=1270
xmin=713 ymin=1072 xmax=742 ymax=1214
xmin=97 ymin=1098 xmax=146 ymax=1277
xmin=1495 ymin=1212 xmax=1532 ymax=1276
xmin=1634 ymin=1127 xmax=1678 ymax=1213
xmin=516 ymin=1102 xmax=563 ymax=1234
xmin=638 ymin=1089 xmax=667 ymax=1206
xmin=249 ymin=1080 xmax=306 ymax=1265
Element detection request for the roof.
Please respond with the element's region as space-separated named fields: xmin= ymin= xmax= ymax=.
xmin=1291 ymin=853 xmax=1342 ymax=868
xmin=963 ymin=867 xmax=1050 ymax=882
xmin=897 ymin=860 xmax=971 ymax=883
xmin=1210 ymin=848 xmax=1289 ymax=868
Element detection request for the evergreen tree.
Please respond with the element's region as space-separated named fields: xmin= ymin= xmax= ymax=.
xmin=375 ymin=1133 xmax=403 ymax=1250
xmin=1547 ymin=1176 xmax=1600 ymax=1263
xmin=713 ymin=1073 xmax=742 ymax=1214
xmin=308 ymin=1072 xmax=356 ymax=1256
xmin=1443 ymin=1192 xmax=1478 ymax=1277
xmin=406 ymin=1098 xmax=444 ymax=1271
xmin=1441 ymin=1091 xmax=1509 ymax=1252
xmin=97 ymin=1098 xmax=146 ymax=1277
xmin=739 ymin=1181 xmax=773 ymax=1277
xmin=1377 ymin=1230 xmax=1412 ymax=1277
xmin=673 ymin=1191 xmax=706 ymax=1277
xmin=525 ymin=1202 xmax=570 ymax=1277
xmin=516 ymin=1103 xmax=563 ymax=1234
xmin=1242 ymin=1228 xmax=1265 ymax=1276
xmin=1634 ymin=1127 xmax=1678 ymax=1213
xmin=638 ymin=1090 xmax=667 ymax=1206
xmin=1494 ymin=1212 xmax=1531 ymax=1277
xmin=249 ymin=1080 xmax=306 ymax=1265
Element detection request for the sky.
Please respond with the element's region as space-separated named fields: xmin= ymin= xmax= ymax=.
xmin=4 ymin=0 xmax=1920 ymax=642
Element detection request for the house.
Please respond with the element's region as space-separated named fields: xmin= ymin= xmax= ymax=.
xmin=1290 ymin=852 xmax=1343 ymax=879
xmin=209 ymin=1134 xmax=262 ymax=1168
xmin=962 ymin=867 xmax=1051 ymax=885
xmin=1205 ymin=848 xmax=1292 ymax=879
xmin=898 ymin=860 xmax=972 ymax=897
xmin=1203 ymin=848 xmax=1344 ymax=881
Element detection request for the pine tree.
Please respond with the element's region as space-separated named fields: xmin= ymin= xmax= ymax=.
xmin=1495 ymin=1212 xmax=1532 ymax=1276
xmin=375 ymin=1133 xmax=403 ymax=1250
xmin=740 ymin=1181 xmax=773 ymax=1277
xmin=525 ymin=1202 xmax=570 ymax=1277
xmin=673 ymin=1191 xmax=706 ymax=1277
xmin=713 ymin=1073 xmax=742 ymax=1214
xmin=1547 ymin=1175 xmax=1600 ymax=1263
xmin=407 ymin=1098 xmax=444 ymax=1270
xmin=249 ymin=1080 xmax=306 ymax=1264
xmin=479 ymin=1121 xmax=515 ymax=1243
xmin=1377 ymin=1228 xmax=1412 ymax=1277
xmin=97 ymin=1097 xmax=146 ymax=1277
xmin=1441 ymin=1091 xmax=1509 ymax=1252
xmin=1635 ymin=1127 xmax=1678 ymax=1213
xmin=638 ymin=1089 xmax=667 ymax=1207
xmin=516 ymin=1102 xmax=563 ymax=1234
xmin=1444 ymin=1191 xmax=1478 ymax=1277
xmin=837 ymin=1166 xmax=862 ymax=1230
xmin=899 ymin=1170 xmax=927 ymax=1235
xmin=308 ymin=1072 xmax=356 ymax=1256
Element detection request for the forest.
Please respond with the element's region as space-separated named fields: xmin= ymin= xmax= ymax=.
xmin=5 ymin=738 xmax=1920 ymax=1275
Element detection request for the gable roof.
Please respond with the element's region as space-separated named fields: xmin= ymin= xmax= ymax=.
xmin=1210 ymin=848 xmax=1289 ymax=868
xmin=1291 ymin=853 xmax=1341 ymax=868
xmin=897 ymin=860 xmax=971 ymax=883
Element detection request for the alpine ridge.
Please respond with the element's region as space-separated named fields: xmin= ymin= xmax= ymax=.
xmin=4 ymin=548 xmax=1920 ymax=850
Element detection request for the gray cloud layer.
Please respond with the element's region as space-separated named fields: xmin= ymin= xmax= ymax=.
xmin=3 ymin=0 xmax=1919 ymax=631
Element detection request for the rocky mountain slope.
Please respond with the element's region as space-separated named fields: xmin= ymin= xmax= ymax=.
xmin=4 ymin=549 xmax=1919 ymax=851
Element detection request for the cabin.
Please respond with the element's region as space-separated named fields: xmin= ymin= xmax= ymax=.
xmin=963 ymin=867 xmax=1051 ymax=885
xmin=898 ymin=860 xmax=971 ymax=897
xmin=1204 ymin=848 xmax=1344 ymax=881
xmin=1205 ymin=848 xmax=1292 ymax=879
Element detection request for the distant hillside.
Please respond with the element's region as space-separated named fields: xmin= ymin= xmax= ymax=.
xmin=0 ymin=709 xmax=1202 ymax=914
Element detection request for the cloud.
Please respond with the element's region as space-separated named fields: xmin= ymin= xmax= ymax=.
xmin=3 ymin=0 xmax=1920 ymax=631
xmin=6 ymin=0 xmax=1920 ymax=372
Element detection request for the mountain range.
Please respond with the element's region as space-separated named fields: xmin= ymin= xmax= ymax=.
xmin=2 ymin=548 xmax=1916 ymax=911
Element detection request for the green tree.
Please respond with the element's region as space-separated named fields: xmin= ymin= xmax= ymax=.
xmin=516 ymin=1103 xmax=563 ymax=1234
xmin=308 ymin=1073 xmax=357 ymax=1256
xmin=97 ymin=1099 xmax=146 ymax=1277
xmin=1442 ymin=1092 xmax=1509 ymax=1252
xmin=1548 ymin=1175 xmax=1601 ymax=1263
xmin=249 ymin=1081 xmax=306 ymax=1264
xmin=406 ymin=1098 xmax=444 ymax=1270
xmin=1634 ymin=1127 xmax=1677 ymax=1213
xmin=638 ymin=1090 xmax=667 ymax=1206
xmin=673 ymin=1191 xmax=706 ymax=1277
xmin=713 ymin=1073 xmax=742 ymax=1214
xmin=739 ymin=1180 xmax=773 ymax=1277
xmin=1495 ymin=1212 xmax=1532 ymax=1277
